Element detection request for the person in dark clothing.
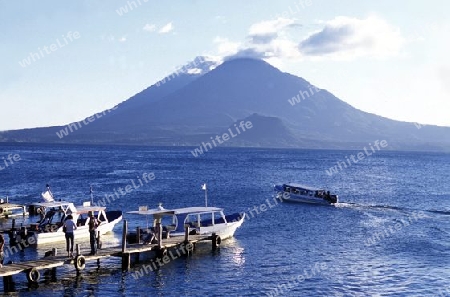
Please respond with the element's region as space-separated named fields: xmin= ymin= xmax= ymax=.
xmin=0 ymin=233 xmax=4 ymax=267
xmin=88 ymin=212 xmax=99 ymax=255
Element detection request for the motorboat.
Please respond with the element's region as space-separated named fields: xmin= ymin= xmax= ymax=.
xmin=274 ymin=183 xmax=338 ymax=205
xmin=127 ymin=203 xmax=245 ymax=243
xmin=10 ymin=201 xmax=122 ymax=245
xmin=28 ymin=184 xmax=57 ymax=215
xmin=0 ymin=196 xmax=27 ymax=218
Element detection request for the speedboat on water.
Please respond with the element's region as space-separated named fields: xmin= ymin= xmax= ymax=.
xmin=9 ymin=201 xmax=122 ymax=245
xmin=274 ymin=183 xmax=338 ymax=205
xmin=127 ymin=203 xmax=245 ymax=242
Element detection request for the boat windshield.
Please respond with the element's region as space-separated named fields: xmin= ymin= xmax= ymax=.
xmin=184 ymin=211 xmax=224 ymax=227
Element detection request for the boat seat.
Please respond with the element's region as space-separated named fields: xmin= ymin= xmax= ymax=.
xmin=142 ymin=232 xmax=156 ymax=245
xmin=147 ymin=226 xmax=172 ymax=239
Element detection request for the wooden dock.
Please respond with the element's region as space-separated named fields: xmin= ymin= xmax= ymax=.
xmin=0 ymin=201 xmax=27 ymax=219
xmin=0 ymin=220 xmax=221 ymax=292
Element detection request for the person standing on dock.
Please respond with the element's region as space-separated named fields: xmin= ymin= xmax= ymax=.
xmin=88 ymin=212 xmax=99 ymax=255
xmin=64 ymin=214 xmax=77 ymax=258
xmin=0 ymin=233 xmax=4 ymax=268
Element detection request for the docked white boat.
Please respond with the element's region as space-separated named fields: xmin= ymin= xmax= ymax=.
xmin=11 ymin=201 xmax=122 ymax=245
xmin=27 ymin=185 xmax=58 ymax=215
xmin=0 ymin=196 xmax=27 ymax=218
xmin=274 ymin=183 xmax=338 ymax=205
xmin=127 ymin=204 xmax=245 ymax=242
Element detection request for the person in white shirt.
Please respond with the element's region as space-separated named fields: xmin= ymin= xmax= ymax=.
xmin=63 ymin=214 xmax=77 ymax=258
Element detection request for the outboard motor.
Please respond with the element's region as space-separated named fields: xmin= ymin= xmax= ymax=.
xmin=329 ymin=195 xmax=338 ymax=204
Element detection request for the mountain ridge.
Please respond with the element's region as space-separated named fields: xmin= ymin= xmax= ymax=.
xmin=1 ymin=57 xmax=449 ymax=152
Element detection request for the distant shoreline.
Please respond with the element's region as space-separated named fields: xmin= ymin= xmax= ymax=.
xmin=0 ymin=141 xmax=448 ymax=154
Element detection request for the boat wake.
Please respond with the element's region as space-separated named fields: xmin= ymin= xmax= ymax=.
xmin=427 ymin=209 xmax=450 ymax=216
xmin=429 ymin=225 xmax=450 ymax=236
xmin=335 ymin=202 xmax=450 ymax=219
xmin=335 ymin=202 xmax=406 ymax=213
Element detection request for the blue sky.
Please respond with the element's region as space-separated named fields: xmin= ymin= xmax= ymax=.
xmin=1 ymin=0 xmax=449 ymax=130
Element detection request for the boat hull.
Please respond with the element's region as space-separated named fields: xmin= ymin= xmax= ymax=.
xmin=199 ymin=214 xmax=245 ymax=240
xmin=31 ymin=215 xmax=122 ymax=245
xmin=171 ymin=214 xmax=245 ymax=240
xmin=276 ymin=192 xmax=336 ymax=205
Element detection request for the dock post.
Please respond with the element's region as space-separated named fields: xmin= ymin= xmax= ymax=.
xmin=97 ymin=230 xmax=102 ymax=250
xmin=52 ymin=248 xmax=57 ymax=256
xmin=184 ymin=225 xmax=192 ymax=256
xmin=96 ymin=230 xmax=101 ymax=266
xmin=3 ymin=276 xmax=15 ymax=293
xmin=121 ymin=220 xmax=130 ymax=271
xmin=76 ymin=244 xmax=81 ymax=257
xmin=51 ymin=268 xmax=57 ymax=281
xmin=122 ymin=220 xmax=127 ymax=253
xmin=184 ymin=225 xmax=189 ymax=243
xmin=11 ymin=219 xmax=15 ymax=230
xmin=122 ymin=252 xmax=130 ymax=271
xmin=136 ymin=227 xmax=141 ymax=244
xmin=156 ymin=222 xmax=162 ymax=249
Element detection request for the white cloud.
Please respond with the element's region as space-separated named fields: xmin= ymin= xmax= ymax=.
xmin=118 ymin=35 xmax=127 ymax=42
xmin=213 ymin=16 xmax=405 ymax=66
xmin=215 ymin=15 xmax=227 ymax=24
xmin=249 ymin=18 xmax=299 ymax=45
xmin=211 ymin=18 xmax=301 ymax=67
xmin=213 ymin=36 xmax=241 ymax=56
xmin=248 ymin=17 xmax=296 ymax=36
xmin=143 ymin=22 xmax=174 ymax=34
xmin=158 ymin=22 xmax=174 ymax=34
xmin=143 ymin=24 xmax=156 ymax=32
xmin=268 ymin=38 xmax=302 ymax=59
xmin=299 ymin=16 xmax=405 ymax=60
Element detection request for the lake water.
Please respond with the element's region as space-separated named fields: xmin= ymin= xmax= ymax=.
xmin=0 ymin=143 xmax=449 ymax=296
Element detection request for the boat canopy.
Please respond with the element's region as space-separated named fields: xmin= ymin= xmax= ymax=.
xmin=32 ymin=201 xmax=105 ymax=214
xmin=33 ymin=201 xmax=77 ymax=213
xmin=172 ymin=207 xmax=223 ymax=214
xmin=76 ymin=206 xmax=107 ymax=213
xmin=33 ymin=201 xmax=73 ymax=208
xmin=127 ymin=206 xmax=223 ymax=216
xmin=127 ymin=205 xmax=227 ymax=234
xmin=283 ymin=183 xmax=323 ymax=191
